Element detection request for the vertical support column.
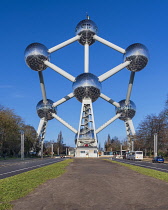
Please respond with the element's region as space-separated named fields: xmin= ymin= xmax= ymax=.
xmin=41 ymin=140 xmax=44 ymax=159
xmin=154 ymin=133 xmax=158 ymax=157
xmin=90 ymin=100 xmax=97 ymax=144
xmin=84 ymin=43 xmax=89 ymax=73
xmin=125 ymin=72 xmax=135 ymax=105
xmin=76 ymin=99 xmax=98 ymax=157
xmin=38 ymin=119 xmax=47 ymax=159
xmin=120 ymin=143 xmax=122 ymax=157
xmin=125 ymin=121 xmax=131 ymax=151
xmin=38 ymin=71 xmax=47 ymax=104
xmin=21 ymin=131 xmax=24 ymax=161
xmin=132 ymin=139 xmax=134 ymax=152
xmin=76 ymin=101 xmax=85 ymax=143
xmin=127 ymin=119 xmax=136 ymax=151
xmin=51 ymin=143 xmax=54 ymax=158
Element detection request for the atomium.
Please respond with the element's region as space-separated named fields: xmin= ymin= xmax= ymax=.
xmin=75 ymin=18 xmax=98 ymax=45
xmin=72 ymin=73 xmax=101 ymax=102
xmin=25 ymin=43 xmax=50 ymax=71
xmin=124 ymin=43 xmax=149 ymax=72
xmin=36 ymin=99 xmax=56 ymax=120
xmin=25 ymin=17 xmax=149 ymax=156
xmin=115 ymin=100 xmax=136 ymax=121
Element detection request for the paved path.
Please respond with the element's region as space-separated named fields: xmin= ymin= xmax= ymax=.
xmin=12 ymin=158 xmax=168 ymax=210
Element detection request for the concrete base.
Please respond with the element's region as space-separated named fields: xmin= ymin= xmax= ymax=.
xmin=75 ymin=147 xmax=98 ymax=157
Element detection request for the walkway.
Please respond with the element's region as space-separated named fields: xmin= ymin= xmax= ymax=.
xmin=12 ymin=158 xmax=168 ymax=210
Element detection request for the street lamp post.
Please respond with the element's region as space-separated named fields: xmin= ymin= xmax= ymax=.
xmin=154 ymin=133 xmax=158 ymax=157
xmin=120 ymin=143 xmax=122 ymax=158
xmin=21 ymin=131 xmax=24 ymax=160
xmin=51 ymin=143 xmax=54 ymax=158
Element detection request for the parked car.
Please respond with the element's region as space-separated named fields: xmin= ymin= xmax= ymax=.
xmin=152 ymin=156 xmax=164 ymax=163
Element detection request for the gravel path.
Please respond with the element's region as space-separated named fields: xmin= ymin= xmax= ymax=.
xmin=12 ymin=158 xmax=168 ymax=210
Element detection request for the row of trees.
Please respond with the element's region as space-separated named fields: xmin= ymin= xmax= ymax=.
xmin=2 ymin=95 xmax=168 ymax=157
xmin=104 ymin=135 xmax=124 ymax=151
xmin=0 ymin=105 xmax=69 ymax=158
xmin=0 ymin=105 xmax=40 ymax=157
xmin=134 ymin=97 xmax=168 ymax=156
xmin=104 ymin=97 xmax=168 ymax=157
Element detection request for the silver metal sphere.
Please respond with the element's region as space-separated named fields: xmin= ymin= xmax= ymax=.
xmin=72 ymin=73 xmax=101 ymax=102
xmin=78 ymin=130 xmax=95 ymax=144
xmin=74 ymin=131 xmax=95 ymax=145
xmin=36 ymin=99 xmax=56 ymax=120
xmin=115 ymin=99 xmax=136 ymax=121
xmin=75 ymin=18 xmax=98 ymax=45
xmin=25 ymin=43 xmax=50 ymax=71
xmin=124 ymin=43 xmax=149 ymax=72
xmin=79 ymin=129 xmax=95 ymax=140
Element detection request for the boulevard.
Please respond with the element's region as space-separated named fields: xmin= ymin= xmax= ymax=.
xmin=0 ymin=157 xmax=167 ymax=181
xmin=0 ymin=157 xmax=66 ymax=179
xmin=111 ymin=158 xmax=168 ymax=173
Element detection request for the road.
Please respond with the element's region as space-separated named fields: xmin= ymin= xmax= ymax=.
xmin=111 ymin=158 xmax=168 ymax=172
xmin=1 ymin=157 xmax=167 ymax=180
xmin=0 ymin=157 xmax=66 ymax=179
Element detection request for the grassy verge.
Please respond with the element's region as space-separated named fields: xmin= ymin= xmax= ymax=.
xmin=105 ymin=159 xmax=168 ymax=182
xmin=0 ymin=158 xmax=73 ymax=210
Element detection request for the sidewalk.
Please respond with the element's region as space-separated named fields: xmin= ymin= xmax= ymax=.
xmin=12 ymin=158 xmax=168 ymax=210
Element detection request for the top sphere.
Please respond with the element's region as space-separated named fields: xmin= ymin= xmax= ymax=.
xmin=123 ymin=43 xmax=149 ymax=72
xmin=25 ymin=43 xmax=50 ymax=71
xmin=72 ymin=73 xmax=101 ymax=102
xmin=75 ymin=18 xmax=98 ymax=45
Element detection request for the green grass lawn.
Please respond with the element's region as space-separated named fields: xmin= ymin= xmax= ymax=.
xmin=105 ymin=159 xmax=168 ymax=182
xmin=0 ymin=158 xmax=73 ymax=210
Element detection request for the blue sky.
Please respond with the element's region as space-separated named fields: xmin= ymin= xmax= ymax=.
xmin=0 ymin=0 xmax=168 ymax=148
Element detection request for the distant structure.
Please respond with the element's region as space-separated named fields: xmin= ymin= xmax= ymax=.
xmin=24 ymin=16 xmax=149 ymax=157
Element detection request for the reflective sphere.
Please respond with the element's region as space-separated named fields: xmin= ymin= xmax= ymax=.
xmin=25 ymin=43 xmax=50 ymax=71
xmin=75 ymin=18 xmax=98 ymax=45
xmin=79 ymin=129 xmax=95 ymax=140
xmin=75 ymin=131 xmax=97 ymax=144
xmin=72 ymin=73 xmax=101 ymax=102
xmin=115 ymin=99 xmax=136 ymax=121
xmin=36 ymin=99 xmax=56 ymax=120
xmin=124 ymin=43 xmax=149 ymax=72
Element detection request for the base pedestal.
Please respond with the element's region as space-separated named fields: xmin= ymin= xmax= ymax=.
xmin=75 ymin=147 xmax=98 ymax=157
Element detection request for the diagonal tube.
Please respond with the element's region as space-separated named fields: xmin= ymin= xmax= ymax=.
xmin=125 ymin=72 xmax=135 ymax=105
xmin=84 ymin=43 xmax=89 ymax=73
xmin=95 ymin=113 xmax=121 ymax=134
xmin=52 ymin=92 xmax=74 ymax=107
xmin=52 ymin=113 xmax=77 ymax=133
xmin=98 ymin=61 xmax=131 ymax=82
xmin=38 ymin=71 xmax=47 ymax=104
xmin=48 ymin=35 xmax=80 ymax=53
xmin=127 ymin=119 xmax=136 ymax=135
xmin=37 ymin=118 xmax=46 ymax=137
xmin=44 ymin=60 xmax=75 ymax=82
xmin=93 ymin=35 xmax=126 ymax=54
xmin=100 ymin=93 xmax=120 ymax=107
